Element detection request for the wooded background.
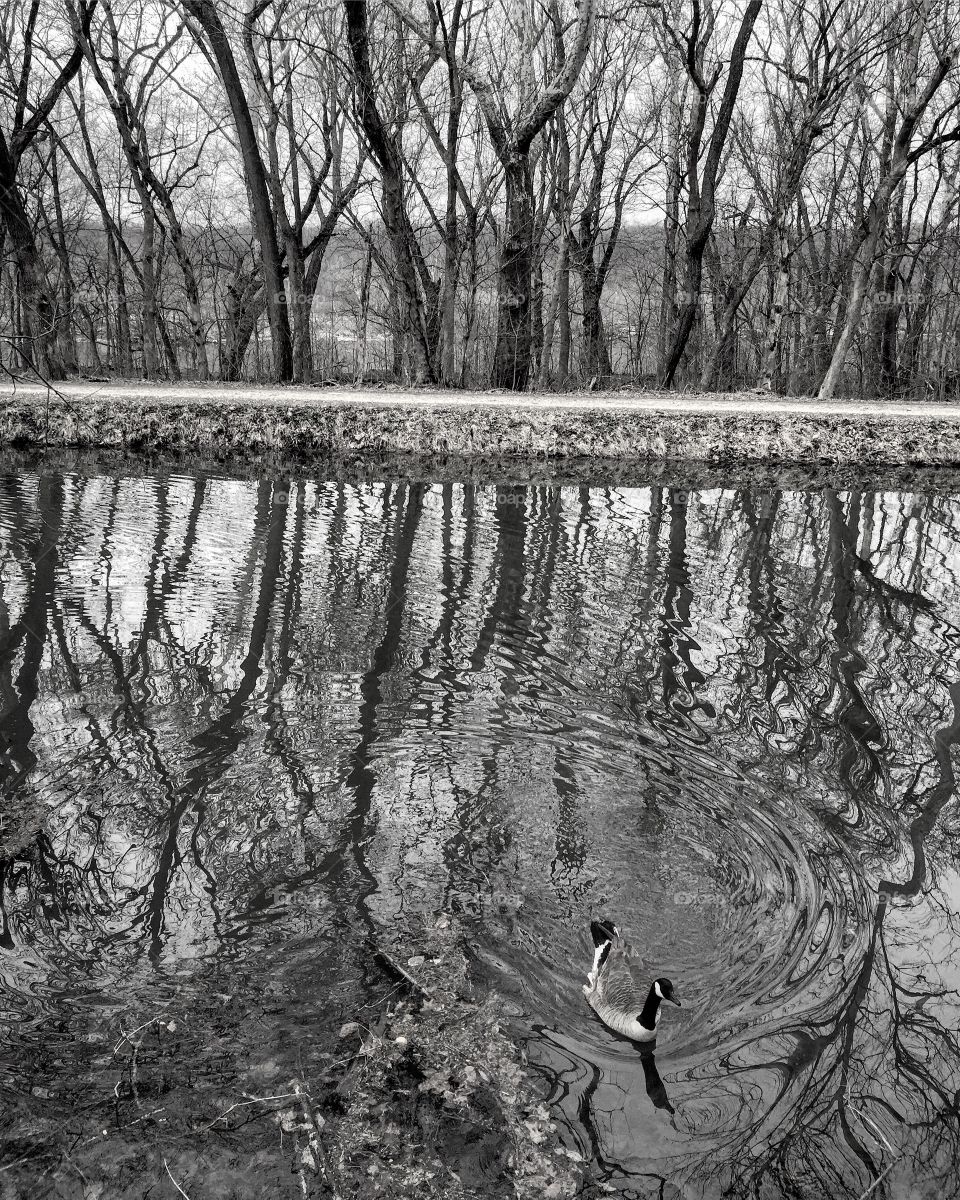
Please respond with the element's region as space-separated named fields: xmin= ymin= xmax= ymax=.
xmin=3 ymin=0 xmax=960 ymax=397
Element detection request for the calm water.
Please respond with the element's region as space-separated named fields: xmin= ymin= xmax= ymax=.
xmin=2 ymin=466 xmax=959 ymax=1198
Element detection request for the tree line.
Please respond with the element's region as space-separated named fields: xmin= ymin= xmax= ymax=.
xmin=2 ymin=0 xmax=960 ymax=397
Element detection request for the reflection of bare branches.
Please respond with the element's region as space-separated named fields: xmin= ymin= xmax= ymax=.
xmin=0 ymin=474 xmax=61 ymax=796
xmin=163 ymin=1157 xmax=193 ymax=1200
xmin=879 ymin=681 xmax=960 ymax=900
xmin=316 ymin=482 xmax=427 ymax=936
xmin=828 ymin=490 xmax=934 ymax=618
xmin=262 ymin=485 xmax=316 ymax=821
xmin=503 ymin=486 xmax=960 ymax=1198
xmin=2 ymin=475 xmax=960 ymax=1198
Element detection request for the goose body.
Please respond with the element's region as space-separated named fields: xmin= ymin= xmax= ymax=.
xmin=583 ymin=918 xmax=680 ymax=1043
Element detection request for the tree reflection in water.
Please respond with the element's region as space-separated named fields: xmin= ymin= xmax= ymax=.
xmin=1 ymin=466 xmax=959 ymax=1197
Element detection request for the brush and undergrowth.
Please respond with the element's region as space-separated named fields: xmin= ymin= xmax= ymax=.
xmin=271 ymin=916 xmax=586 ymax=1199
xmin=2 ymin=913 xmax=587 ymax=1199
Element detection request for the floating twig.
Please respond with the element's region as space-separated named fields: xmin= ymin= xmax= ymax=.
xmin=163 ymin=1158 xmax=193 ymax=1200
xmin=293 ymin=1079 xmax=342 ymax=1200
xmin=847 ymin=1097 xmax=901 ymax=1200
xmin=855 ymin=1159 xmax=900 ymax=1200
xmin=200 ymin=1091 xmax=310 ymax=1132
xmin=371 ymin=944 xmax=433 ymax=999
xmin=114 ymin=1011 xmax=172 ymax=1056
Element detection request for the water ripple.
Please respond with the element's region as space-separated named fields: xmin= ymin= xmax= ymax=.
xmin=1 ymin=473 xmax=959 ymax=1197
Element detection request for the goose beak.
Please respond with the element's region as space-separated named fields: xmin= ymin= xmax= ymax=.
xmin=668 ymin=996 xmax=681 ymax=1007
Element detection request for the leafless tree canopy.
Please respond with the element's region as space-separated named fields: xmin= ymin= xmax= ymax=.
xmin=3 ymin=0 xmax=960 ymax=395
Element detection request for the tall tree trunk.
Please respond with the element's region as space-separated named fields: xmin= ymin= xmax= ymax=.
xmin=357 ymin=239 xmax=373 ymax=381
xmin=141 ymin=203 xmax=159 ymax=378
xmin=386 ymin=271 xmax=405 ymax=378
xmin=439 ymin=38 xmax=464 ymax=386
xmin=493 ymin=155 xmax=536 ymax=389
xmin=0 ymin=131 xmax=65 ymax=378
xmin=659 ymin=0 xmax=762 ymax=387
xmin=48 ymin=144 xmax=78 ymax=374
xmin=701 ymin=269 xmax=758 ymax=390
xmin=344 ymin=0 xmax=435 ymax=384
xmin=760 ymin=223 xmax=796 ymax=391
xmin=446 ymin=0 xmax=597 ymax=390
xmin=902 ymin=254 xmax=937 ymax=385
xmin=873 ymin=214 xmax=903 ymax=397
xmin=658 ymin=74 xmax=683 ymax=382
xmin=181 ymin=257 xmax=208 ymax=380
xmin=699 ymin=198 xmax=759 ymax=390
xmin=439 ymin=189 xmax=459 ymax=384
xmin=109 ymin=232 xmax=133 ymax=376
xmin=530 ymin=254 xmax=545 ymax=381
xmin=0 ymin=0 xmax=97 ymax=378
xmin=579 ymin=255 xmax=611 ymax=381
xmin=538 ymin=238 xmax=568 ymax=387
xmin=182 ymin=0 xmax=292 ymax=382
xmin=820 ymin=204 xmax=899 ymax=398
xmin=557 ymin=246 xmax=571 ymax=383
xmin=287 ymin=240 xmax=311 ymax=383
xmin=222 ymin=264 xmax=261 ymax=381
xmin=459 ymin=214 xmax=480 ymax=386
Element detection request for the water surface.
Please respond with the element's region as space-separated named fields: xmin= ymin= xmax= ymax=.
xmin=1 ymin=467 xmax=959 ymax=1198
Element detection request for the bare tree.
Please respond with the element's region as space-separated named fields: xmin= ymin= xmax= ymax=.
xmin=344 ymin=0 xmax=437 ymax=383
xmin=560 ymin=13 xmax=656 ymax=383
xmin=242 ymin=1 xmax=365 ymax=383
xmin=79 ymin=1 xmax=215 ymax=377
xmin=0 ymin=0 xmax=98 ymax=378
xmin=818 ymin=1 xmax=960 ymax=397
xmin=181 ymin=0 xmax=294 ymax=381
xmin=658 ymin=0 xmax=763 ymax=388
xmin=394 ymin=0 xmax=598 ymax=390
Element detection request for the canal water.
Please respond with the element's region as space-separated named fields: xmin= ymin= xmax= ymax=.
xmin=1 ymin=465 xmax=959 ymax=1198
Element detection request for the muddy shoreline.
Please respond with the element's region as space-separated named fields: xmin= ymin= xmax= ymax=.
xmin=2 ymin=381 xmax=960 ymax=477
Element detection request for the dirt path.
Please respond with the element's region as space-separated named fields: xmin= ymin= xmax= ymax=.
xmin=7 ymin=378 xmax=960 ymax=418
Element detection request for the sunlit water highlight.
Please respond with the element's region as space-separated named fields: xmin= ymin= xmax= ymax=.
xmin=1 ymin=468 xmax=959 ymax=1198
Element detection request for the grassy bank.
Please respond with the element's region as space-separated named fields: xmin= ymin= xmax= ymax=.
xmin=2 ymin=381 xmax=960 ymax=468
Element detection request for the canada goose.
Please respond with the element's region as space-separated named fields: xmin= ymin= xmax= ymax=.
xmin=583 ymin=918 xmax=680 ymax=1043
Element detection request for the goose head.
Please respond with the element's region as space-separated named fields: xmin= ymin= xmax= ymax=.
xmin=654 ymin=977 xmax=681 ymax=1007
xmin=635 ymin=977 xmax=682 ymax=1038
